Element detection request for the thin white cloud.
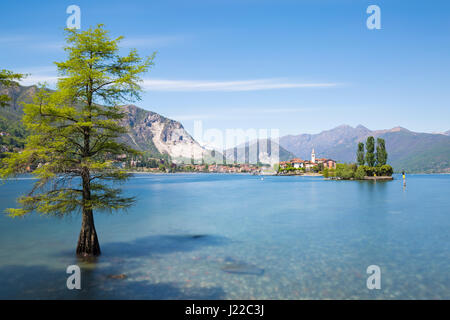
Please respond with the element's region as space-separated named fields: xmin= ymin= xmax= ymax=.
xmin=17 ymin=67 xmax=59 ymax=87
xmin=19 ymin=71 xmax=339 ymax=92
xmin=142 ymin=79 xmax=338 ymax=92
xmin=20 ymin=75 xmax=59 ymax=87
xmin=18 ymin=67 xmax=339 ymax=93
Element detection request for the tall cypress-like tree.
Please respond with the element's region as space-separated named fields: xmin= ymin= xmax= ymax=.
xmin=0 ymin=25 xmax=155 ymax=257
xmin=365 ymin=136 xmax=375 ymax=167
xmin=376 ymin=138 xmax=388 ymax=166
xmin=357 ymin=142 xmax=365 ymax=166
xmin=0 ymin=69 xmax=24 ymax=107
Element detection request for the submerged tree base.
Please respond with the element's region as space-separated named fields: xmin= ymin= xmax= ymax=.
xmin=76 ymin=237 xmax=101 ymax=257
xmin=76 ymin=210 xmax=101 ymax=257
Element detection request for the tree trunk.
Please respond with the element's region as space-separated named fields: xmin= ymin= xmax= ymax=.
xmin=77 ymin=163 xmax=101 ymax=257
xmin=76 ymin=208 xmax=101 ymax=256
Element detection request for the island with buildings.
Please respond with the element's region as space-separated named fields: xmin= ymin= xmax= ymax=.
xmin=278 ymin=148 xmax=336 ymax=175
xmin=277 ymin=137 xmax=394 ymax=181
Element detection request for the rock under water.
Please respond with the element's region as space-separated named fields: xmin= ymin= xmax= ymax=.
xmin=221 ymin=258 xmax=264 ymax=276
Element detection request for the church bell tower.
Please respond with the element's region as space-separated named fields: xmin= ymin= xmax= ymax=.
xmin=311 ymin=148 xmax=316 ymax=163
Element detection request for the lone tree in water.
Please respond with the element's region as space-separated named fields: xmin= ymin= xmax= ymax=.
xmin=356 ymin=142 xmax=365 ymax=166
xmin=376 ymin=137 xmax=388 ymax=166
xmin=0 ymin=25 xmax=154 ymax=257
xmin=365 ymin=136 xmax=376 ymax=167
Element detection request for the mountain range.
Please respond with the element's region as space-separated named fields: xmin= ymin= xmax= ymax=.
xmin=224 ymin=139 xmax=296 ymax=165
xmin=279 ymin=125 xmax=450 ymax=173
xmin=0 ymin=84 xmax=209 ymax=163
xmin=1 ymin=84 xmax=449 ymax=173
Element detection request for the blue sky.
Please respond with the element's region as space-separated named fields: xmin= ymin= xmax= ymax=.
xmin=1 ymin=0 xmax=449 ymax=138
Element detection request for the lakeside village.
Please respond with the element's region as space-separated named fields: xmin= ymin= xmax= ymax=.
xmin=10 ymin=135 xmax=393 ymax=180
xmin=118 ymin=154 xmax=263 ymax=174
xmin=277 ymin=137 xmax=393 ymax=180
xmin=119 ymin=152 xmax=328 ymax=175
xmin=116 ymin=137 xmax=394 ymax=180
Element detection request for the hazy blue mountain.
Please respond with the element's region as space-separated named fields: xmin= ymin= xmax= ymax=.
xmin=280 ymin=125 xmax=450 ymax=173
xmin=2 ymin=85 xmax=448 ymax=172
xmin=224 ymin=139 xmax=297 ymax=165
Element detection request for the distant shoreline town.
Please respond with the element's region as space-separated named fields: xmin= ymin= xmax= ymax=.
xmin=120 ymin=137 xmax=394 ymax=182
xmin=120 ymin=148 xmax=335 ymax=176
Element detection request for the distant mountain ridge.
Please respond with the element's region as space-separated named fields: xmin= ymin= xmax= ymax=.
xmin=0 ymin=84 xmax=209 ymax=163
xmin=280 ymin=125 xmax=450 ymax=173
xmin=2 ymin=85 xmax=449 ymax=172
xmin=224 ymin=139 xmax=297 ymax=165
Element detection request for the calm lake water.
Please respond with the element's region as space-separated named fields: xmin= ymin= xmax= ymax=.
xmin=0 ymin=173 xmax=449 ymax=299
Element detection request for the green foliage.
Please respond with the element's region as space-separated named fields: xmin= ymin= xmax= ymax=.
xmin=378 ymin=164 xmax=393 ymax=176
xmin=355 ymin=165 xmax=366 ymax=180
xmin=334 ymin=163 xmax=393 ymax=180
xmin=0 ymin=69 xmax=25 ymax=107
xmin=357 ymin=142 xmax=365 ymax=165
xmin=376 ymin=138 xmax=388 ymax=166
xmin=335 ymin=163 xmax=357 ymax=179
xmin=323 ymin=167 xmax=335 ymax=178
xmin=361 ymin=165 xmax=374 ymax=176
xmin=365 ymin=136 xmax=375 ymax=167
xmin=0 ymin=25 xmax=155 ymax=218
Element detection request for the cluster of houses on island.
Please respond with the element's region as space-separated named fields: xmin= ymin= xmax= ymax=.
xmin=279 ymin=148 xmax=336 ymax=171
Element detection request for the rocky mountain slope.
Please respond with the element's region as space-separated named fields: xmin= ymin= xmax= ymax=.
xmin=0 ymin=84 xmax=208 ymax=163
xmin=119 ymin=104 xmax=208 ymax=162
xmin=280 ymin=125 xmax=450 ymax=173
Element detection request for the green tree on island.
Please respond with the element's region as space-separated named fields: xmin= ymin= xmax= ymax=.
xmin=357 ymin=142 xmax=365 ymax=165
xmin=0 ymin=25 xmax=155 ymax=257
xmin=376 ymin=137 xmax=388 ymax=166
xmin=0 ymin=69 xmax=25 ymax=107
xmin=365 ymin=136 xmax=376 ymax=167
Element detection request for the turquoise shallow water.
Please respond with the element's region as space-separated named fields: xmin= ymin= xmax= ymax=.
xmin=0 ymin=173 xmax=449 ymax=299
